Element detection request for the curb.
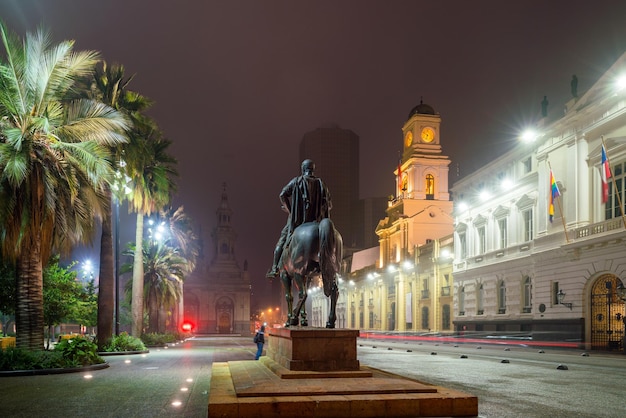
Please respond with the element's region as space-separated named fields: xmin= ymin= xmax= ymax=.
xmin=0 ymin=361 xmax=109 ymax=377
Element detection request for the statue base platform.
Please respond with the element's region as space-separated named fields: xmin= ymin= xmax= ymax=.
xmin=267 ymin=327 xmax=360 ymax=371
xmin=208 ymin=328 xmax=477 ymax=417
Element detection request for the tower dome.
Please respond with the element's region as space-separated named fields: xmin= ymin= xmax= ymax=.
xmin=408 ymin=99 xmax=435 ymax=119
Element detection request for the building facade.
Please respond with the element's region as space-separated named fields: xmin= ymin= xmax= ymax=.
xmin=451 ymin=53 xmax=626 ymax=350
xmin=183 ymin=185 xmax=251 ymax=334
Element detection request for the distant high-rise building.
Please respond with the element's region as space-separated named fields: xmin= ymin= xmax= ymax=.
xmin=299 ymin=124 xmax=360 ymax=252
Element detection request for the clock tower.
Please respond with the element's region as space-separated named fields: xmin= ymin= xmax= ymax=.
xmin=399 ymin=100 xmax=450 ymax=201
xmin=377 ymin=99 xmax=454 ymax=257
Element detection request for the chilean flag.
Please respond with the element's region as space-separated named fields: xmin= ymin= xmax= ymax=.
xmin=601 ymin=144 xmax=611 ymax=204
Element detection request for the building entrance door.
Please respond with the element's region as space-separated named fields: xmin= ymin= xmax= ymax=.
xmin=218 ymin=312 xmax=231 ymax=334
xmin=216 ymin=297 xmax=234 ymax=334
xmin=590 ymin=274 xmax=625 ymax=351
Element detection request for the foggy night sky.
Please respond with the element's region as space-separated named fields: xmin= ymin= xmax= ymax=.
xmin=3 ymin=1 xmax=626 ymax=307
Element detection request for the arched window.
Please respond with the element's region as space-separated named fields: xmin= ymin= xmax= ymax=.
xmin=425 ymin=174 xmax=435 ymax=199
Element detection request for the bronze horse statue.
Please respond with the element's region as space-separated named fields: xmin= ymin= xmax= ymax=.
xmin=279 ymin=218 xmax=343 ymax=328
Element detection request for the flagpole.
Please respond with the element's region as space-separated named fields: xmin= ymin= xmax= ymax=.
xmin=548 ymin=161 xmax=569 ymax=243
xmin=601 ymin=136 xmax=626 ymax=229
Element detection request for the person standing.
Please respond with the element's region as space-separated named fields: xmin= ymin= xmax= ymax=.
xmin=254 ymin=325 xmax=265 ymax=360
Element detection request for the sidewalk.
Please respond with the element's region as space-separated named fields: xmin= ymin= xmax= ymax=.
xmin=0 ymin=336 xmax=255 ymax=418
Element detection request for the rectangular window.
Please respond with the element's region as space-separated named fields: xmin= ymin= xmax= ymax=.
xmin=498 ymin=218 xmax=507 ymax=249
xmin=458 ymin=232 xmax=467 ymax=259
xmin=606 ymin=162 xmax=625 ymax=220
xmin=498 ymin=281 xmax=506 ymax=314
xmin=523 ymin=209 xmax=533 ymax=242
xmin=477 ymin=225 xmax=486 ymax=254
xmin=522 ymin=157 xmax=532 ymax=174
xmin=523 ymin=277 xmax=532 ymax=313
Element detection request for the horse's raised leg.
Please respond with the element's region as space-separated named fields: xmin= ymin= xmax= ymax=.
xmin=326 ymin=280 xmax=338 ymax=329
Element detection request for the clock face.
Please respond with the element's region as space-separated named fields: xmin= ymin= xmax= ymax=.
xmin=421 ymin=127 xmax=435 ymax=143
xmin=404 ymin=131 xmax=413 ymax=147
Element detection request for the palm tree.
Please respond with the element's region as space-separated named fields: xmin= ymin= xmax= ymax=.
xmin=122 ymin=240 xmax=187 ymax=333
xmin=160 ymin=205 xmax=200 ymax=273
xmin=125 ymin=120 xmax=177 ymax=337
xmin=0 ymin=23 xmax=129 ymax=350
xmin=78 ymin=62 xmax=151 ymax=348
xmin=158 ymin=205 xmax=199 ymax=329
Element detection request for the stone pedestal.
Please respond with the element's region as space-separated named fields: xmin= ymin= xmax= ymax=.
xmin=267 ymin=328 xmax=360 ymax=371
xmin=207 ymin=329 xmax=479 ymax=417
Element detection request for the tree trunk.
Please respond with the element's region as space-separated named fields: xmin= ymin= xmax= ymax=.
xmin=147 ymin=284 xmax=158 ymax=334
xmin=131 ymin=213 xmax=144 ymax=337
xmin=16 ymin=240 xmax=44 ymax=351
xmin=97 ymin=189 xmax=115 ymax=349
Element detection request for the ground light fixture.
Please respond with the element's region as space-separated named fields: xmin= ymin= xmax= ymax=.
xmin=556 ymin=289 xmax=573 ymax=310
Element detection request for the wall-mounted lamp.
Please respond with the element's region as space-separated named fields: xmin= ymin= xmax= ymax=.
xmin=557 ymin=289 xmax=573 ymax=310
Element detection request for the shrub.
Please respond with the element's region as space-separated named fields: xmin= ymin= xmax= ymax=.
xmin=103 ymin=332 xmax=146 ymax=352
xmin=0 ymin=347 xmax=63 ymax=371
xmin=141 ymin=332 xmax=179 ymax=346
xmin=53 ymin=335 xmax=104 ymax=367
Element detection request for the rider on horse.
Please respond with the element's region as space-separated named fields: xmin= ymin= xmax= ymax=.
xmin=266 ymin=159 xmax=332 ymax=278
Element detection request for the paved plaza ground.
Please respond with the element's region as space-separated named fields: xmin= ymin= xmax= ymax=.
xmin=1 ymin=335 xmax=626 ymax=417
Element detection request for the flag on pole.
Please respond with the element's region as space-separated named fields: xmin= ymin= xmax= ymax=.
xmin=601 ymin=144 xmax=611 ymax=204
xmin=549 ymin=169 xmax=561 ymax=223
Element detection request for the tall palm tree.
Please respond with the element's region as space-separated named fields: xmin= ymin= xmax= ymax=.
xmin=0 ymin=23 xmax=129 ymax=350
xmin=122 ymin=240 xmax=187 ymax=333
xmin=125 ymin=120 xmax=177 ymax=337
xmin=78 ymin=62 xmax=151 ymax=348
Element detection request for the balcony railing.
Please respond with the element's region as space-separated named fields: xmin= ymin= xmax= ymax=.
xmin=574 ymin=218 xmax=624 ymax=239
xmin=441 ymin=286 xmax=450 ymax=296
xmin=421 ymin=289 xmax=430 ymax=299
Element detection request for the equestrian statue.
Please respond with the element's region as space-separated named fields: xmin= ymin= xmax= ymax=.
xmin=267 ymin=159 xmax=343 ymax=328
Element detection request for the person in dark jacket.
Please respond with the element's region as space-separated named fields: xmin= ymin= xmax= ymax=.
xmin=254 ymin=325 xmax=265 ymax=360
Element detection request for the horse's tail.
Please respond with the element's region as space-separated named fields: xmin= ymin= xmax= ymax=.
xmin=319 ymin=218 xmax=339 ymax=297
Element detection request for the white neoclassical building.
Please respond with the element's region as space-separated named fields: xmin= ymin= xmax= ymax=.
xmin=451 ymin=52 xmax=626 ymax=350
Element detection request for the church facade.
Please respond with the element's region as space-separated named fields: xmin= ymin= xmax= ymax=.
xmin=183 ymin=185 xmax=251 ymax=334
